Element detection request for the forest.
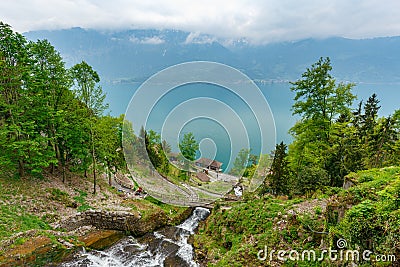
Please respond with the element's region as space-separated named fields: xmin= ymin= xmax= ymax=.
xmin=0 ymin=22 xmax=128 ymax=193
xmin=1 ymin=21 xmax=400 ymax=197
xmin=262 ymin=57 xmax=400 ymax=197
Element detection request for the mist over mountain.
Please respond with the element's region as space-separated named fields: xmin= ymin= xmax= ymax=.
xmin=24 ymin=28 xmax=400 ymax=143
xmin=24 ymin=27 xmax=400 ymax=83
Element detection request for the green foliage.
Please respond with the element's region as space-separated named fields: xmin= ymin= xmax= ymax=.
xmin=0 ymin=205 xmax=51 ymax=241
xmin=73 ymin=190 xmax=93 ymax=212
xmin=229 ymin=148 xmax=251 ymax=176
xmin=70 ymin=61 xmax=108 ymax=116
xmin=331 ymin=167 xmax=400 ymax=258
xmin=0 ymin=22 xmax=123 ymax=192
xmin=263 ymin=142 xmax=290 ymax=195
xmin=94 ymin=115 xmax=125 ymax=185
xmin=179 ymin=132 xmax=199 ymax=162
xmin=47 ymin=188 xmax=69 ymax=202
xmin=194 ymin=197 xmax=322 ymax=266
xmin=196 ymin=167 xmax=400 ymax=266
xmin=288 ymin=57 xmax=356 ymax=193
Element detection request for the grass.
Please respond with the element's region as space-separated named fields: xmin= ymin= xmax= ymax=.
xmin=0 ymin=205 xmax=51 ymax=241
xmin=199 ymin=180 xmax=233 ymax=194
xmin=123 ymin=195 xmax=187 ymax=223
xmin=73 ymin=190 xmax=94 ymax=212
xmin=194 ymin=166 xmax=400 ymax=266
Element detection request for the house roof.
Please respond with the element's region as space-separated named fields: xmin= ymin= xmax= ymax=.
xmin=196 ymin=158 xmax=223 ymax=168
xmin=196 ymin=157 xmax=213 ymax=166
xmin=196 ymin=172 xmax=210 ymax=182
xmin=210 ymin=160 xmax=223 ymax=168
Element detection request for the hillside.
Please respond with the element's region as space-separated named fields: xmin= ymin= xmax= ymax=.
xmin=194 ymin=167 xmax=400 ymax=266
xmin=0 ymin=171 xmax=189 ymax=266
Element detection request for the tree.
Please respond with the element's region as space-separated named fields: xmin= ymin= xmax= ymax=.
xmin=288 ymin=57 xmax=356 ymax=191
xmin=229 ymin=148 xmax=251 ymax=176
xmin=325 ymin=114 xmax=364 ymax=187
xmin=179 ymin=132 xmax=199 ymax=161
xmin=70 ymin=61 xmax=108 ymax=194
xmin=290 ymin=57 xmax=355 ymax=142
xmin=121 ymin=119 xmax=136 ymax=168
xmin=0 ymin=22 xmax=49 ymax=176
xmin=94 ymin=115 xmax=125 ymax=186
xmin=390 ymin=109 xmax=400 ymax=165
xmin=361 ymin=93 xmax=380 ymax=138
xmin=27 ymin=39 xmax=72 ymax=174
xmin=57 ymin=96 xmax=91 ymax=182
xmin=179 ymin=132 xmax=199 ymax=175
xmin=265 ymin=142 xmax=290 ymax=195
xmin=145 ymin=129 xmax=163 ymax=170
xmin=369 ymin=116 xmax=398 ymax=168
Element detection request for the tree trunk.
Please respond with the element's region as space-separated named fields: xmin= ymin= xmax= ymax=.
xmin=92 ymin=150 xmax=96 ymax=194
xmin=91 ymin=128 xmax=97 ymax=194
xmin=18 ymin=159 xmax=24 ymax=177
xmin=107 ymin=161 xmax=112 ymax=186
xmin=62 ymin=164 xmax=66 ymax=183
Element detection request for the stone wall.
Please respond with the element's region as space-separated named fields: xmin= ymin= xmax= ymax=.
xmin=58 ymin=210 xmax=141 ymax=232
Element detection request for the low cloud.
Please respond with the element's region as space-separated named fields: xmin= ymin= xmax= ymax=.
xmin=129 ymin=35 xmax=165 ymax=45
xmin=185 ymin=32 xmax=217 ymax=44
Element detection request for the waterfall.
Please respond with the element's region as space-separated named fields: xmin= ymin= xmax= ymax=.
xmin=60 ymin=207 xmax=210 ymax=267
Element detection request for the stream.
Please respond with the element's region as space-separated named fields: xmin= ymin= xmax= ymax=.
xmin=60 ymin=207 xmax=210 ymax=267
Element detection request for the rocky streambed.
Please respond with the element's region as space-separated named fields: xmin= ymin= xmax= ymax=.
xmin=59 ymin=207 xmax=210 ymax=267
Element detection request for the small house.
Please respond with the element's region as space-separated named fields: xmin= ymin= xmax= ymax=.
xmin=195 ymin=157 xmax=223 ymax=172
xmin=196 ymin=172 xmax=210 ymax=182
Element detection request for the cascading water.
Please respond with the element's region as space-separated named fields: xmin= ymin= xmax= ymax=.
xmin=60 ymin=207 xmax=210 ymax=267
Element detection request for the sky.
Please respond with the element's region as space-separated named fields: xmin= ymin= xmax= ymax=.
xmin=1 ymin=0 xmax=400 ymax=44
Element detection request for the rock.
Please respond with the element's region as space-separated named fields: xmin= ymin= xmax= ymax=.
xmin=78 ymin=230 xmax=125 ymax=250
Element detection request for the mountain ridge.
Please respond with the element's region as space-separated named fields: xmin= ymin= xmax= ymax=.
xmin=24 ymin=27 xmax=400 ymax=83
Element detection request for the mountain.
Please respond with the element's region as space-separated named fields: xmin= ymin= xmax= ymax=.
xmin=24 ymin=28 xmax=400 ymax=83
xmin=23 ymin=28 xmax=400 ymax=143
xmin=24 ymin=28 xmax=240 ymax=83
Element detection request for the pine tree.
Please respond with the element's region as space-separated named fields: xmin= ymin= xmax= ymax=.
xmin=266 ymin=142 xmax=290 ymax=195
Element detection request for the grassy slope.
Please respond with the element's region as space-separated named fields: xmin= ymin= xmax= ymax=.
xmin=194 ymin=167 xmax=400 ymax=266
xmin=0 ymin=170 xmax=188 ymax=264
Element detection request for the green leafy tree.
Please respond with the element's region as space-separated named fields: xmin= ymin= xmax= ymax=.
xmin=179 ymin=132 xmax=199 ymax=161
xmin=361 ymin=93 xmax=380 ymax=139
xmin=57 ymin=96 xmax=91 ymax=182
xmin=121 ymin=119 xmax=136 ymax=168
xmin=369 ymin=116 xmax=398 ymax=168
xmin=391 ymin=109 xmax=400 ymax=164
xmin=325 ymin=114 xmax=364 ymax=186
xmin=229 ymin=148 xmax=251 ymax=176
xmin=145 ymin=129 xmax=163 ymax=170
xmin=179 ymin=132 xmax=199 ymax=175
xmin=0 ymin=22 xmax=46 ymax=176
xmin=94 ymin=115 xmax=125 ymax=186
xmin=70 ymin=61 xmax=108 ymax=194
xmin=288 ymin=57 xmax=356 ymax=191
xmin=27 ymin=39 xmax=72 ymax=174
